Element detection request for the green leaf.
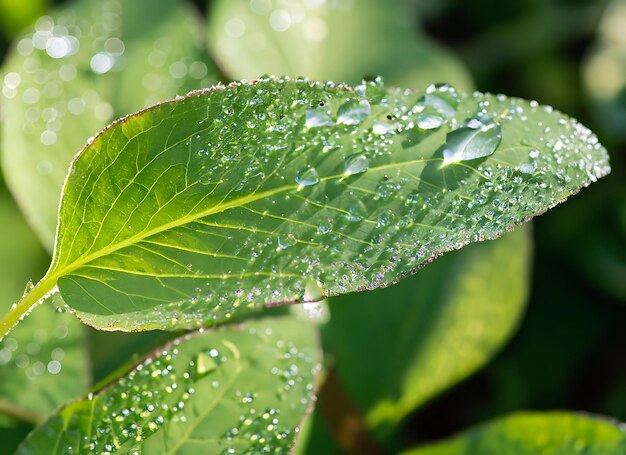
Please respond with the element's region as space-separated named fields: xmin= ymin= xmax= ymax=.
xmin=0 ymin=0 xmax=47 ymax=38
xmin=0 ymin=0 xmax=218 ymax=249
xmin=324 ymin=227 xmax=530 ymax=435
xmin=18 ymin=317 xmax=321 ymax=454
xmin=401 ymin=412 xmax=626 ymax=455
xmin=208 ymin=0 xmax=472 ymax=90
xmin=0 ymin=193 xmax=88 ymax=419
xmin=1 ymin=77 xmax=609 ymax=335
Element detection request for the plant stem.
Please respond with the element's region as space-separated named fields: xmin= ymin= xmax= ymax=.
xmin=0 ymin=400 xmax=45 ymax=426
xmin=0 ymin=277 xmax=56 ymax=340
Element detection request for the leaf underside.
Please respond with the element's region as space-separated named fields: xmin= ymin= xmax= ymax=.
xmin=43 ymin=77 xmax=609 ymax=332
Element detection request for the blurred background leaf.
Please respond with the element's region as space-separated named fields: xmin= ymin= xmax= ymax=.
xmin=0 ymin=0 xmax=48 ymax=39
xmin=584 ymin=0 xmax=626 ymax=142
xmin=324 ymin=228 xmax=530 ymax=442
xmin=402 ymin=412 xmax=626 ymax=454
xmin=207 ymin=0 xmax=473 ymax=91
xmin=1 ymin=0 xmax=219 ymax=250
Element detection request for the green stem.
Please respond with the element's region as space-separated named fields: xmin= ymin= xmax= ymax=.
xmin=0 ymin=400 xmax=45 ymax=426
xmin=0 ymin=277 xmax=57 ymax=340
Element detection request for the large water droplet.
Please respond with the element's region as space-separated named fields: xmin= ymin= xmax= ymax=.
xmin=442 ymin=115 xmax=502 ymax=166
xmin=417 ymin=113 xmax=444 ymax=130
xmin=196 ymin=352 xmax=218 ymax=375
xmin=417 ymin=83 xmax=460 ymax=119
xmin=295 ymin=167 xmax=319 ymax=187
xmin=305 ymin=105 xmax=334 ymax=128
xmin=373 ymin=118 xmax=399 ymax=135
xmin=337 ymin=99 xmax=371 ymax=125
xmin=344 ymin=154 xmax=369 ymax=176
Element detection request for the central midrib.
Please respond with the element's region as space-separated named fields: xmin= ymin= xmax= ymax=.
xmin=50 ymin=156 xmax=445 ymax=282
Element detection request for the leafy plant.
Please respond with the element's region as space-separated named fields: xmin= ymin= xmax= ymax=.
xmin=0 ymin=0 xmax=622 ymax=453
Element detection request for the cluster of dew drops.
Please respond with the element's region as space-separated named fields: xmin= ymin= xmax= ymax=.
xmin=176 ymin=75 xmax=609 ymax=314
xmin=34 ymin=324 xmax=318 ymax=454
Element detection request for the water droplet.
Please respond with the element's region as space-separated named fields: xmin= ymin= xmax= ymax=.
xmin=373 ymin=119 xmax=399 ymax=135
xmin=377 ymin=211 xmax=394 ymax=227
xmin=518 ymin=163 xmax=535 ymax=174
xmin=337 ymin=99 xmax=371 ymax=125
xmin=417 ymin=113 xmax=444 ymax=130
xmin=345 ymin=201 xmax=367 ymax=222
xmin=417 ymin=83 xmax=460 ymax=119
xmin=442 ymin=115 xmax=502 ymax=165
xmin=196 ymin=352 xmax=217 ymax=375
xmin=295 ymin=167 xmax=319 ymax=187
xmin=344 ymin=154 xmax=369 ymax=176
xmin=277 ymin=234 xmax=296 ymax=250
xmin=305 ymin=105 xmax=333 ymax=128
xmin=317 ymin=220 xmax=332 ymax=234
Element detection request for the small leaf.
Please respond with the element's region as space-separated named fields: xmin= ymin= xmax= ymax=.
xmin=324 ymin=227 xmax=530 ymax=435
xmin=402 ymin=412 xmax=626 ymax=455
xmin=0 ymin=0 xmax=218 ymax=249
xmin=9 ymin=77 xmax=609 ymax=334
xmin=0 ymin=193 xmax=88 ymax=418
xmin=18 ymin=317 xmax=321 ymax=454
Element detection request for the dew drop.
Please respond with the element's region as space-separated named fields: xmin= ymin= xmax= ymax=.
xmin=373 ymin=119 xmax=399 ymax=135
xmin=337 ymin=99 xmax=371 ymax=125
xmin=277 ymin=234 xmax=296 ymax=250
xmin=417 ymin=83 xmax=460 ymax=119
xmin=345 ymin=201 xmax=367 ymax=222
xmin=295 ymin=167 xmax=319 ymax=187
xmin=442 ymin=115 xmax=502 ymax=166
xmin=305 ymin=105 xmax=333 ymax=128
xmin=344 ymin=154 xmax=369 ymax=176
xmin=196 ymin=352 xmax=218 ymax=375
xmin=417 ymin=112 xmax=444 ymax=130
xmin=518 ymin=163 xmax=535 ymax=174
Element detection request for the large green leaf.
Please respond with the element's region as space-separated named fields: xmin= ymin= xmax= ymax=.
xmin=1 ymin=77 xmax=609 ymax=335
xmin=18 ymin=317 xmax=321 ymax=454
xmin=0 ymin=193 xmax=87 ymax=423
xmin=1 ymin=0 xmax=218 ymax=249
xmin=402 ymin=412 xmax=626 ymax=455
xmin=208 ymin=0 xmax=472 ymax=90
xmin=325 ymin=227 xmax=530 ymax=436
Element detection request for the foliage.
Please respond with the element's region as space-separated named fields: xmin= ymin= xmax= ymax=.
xmin=0 ymin=0 xmax=623 ymax=453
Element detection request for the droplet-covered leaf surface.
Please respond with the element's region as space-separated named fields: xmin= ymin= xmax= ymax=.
xmin=44 ymin=77 xmax=608 ymax=332
xmin=325 ymin=227 xmax=530 ymax=435
xmin=402 ymin=412 xmax=626 ymax=455
xmin=0 ymin=0 xmax=218 ymax=248
xmin=18 ymin=317 xmax=321 ymax=454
